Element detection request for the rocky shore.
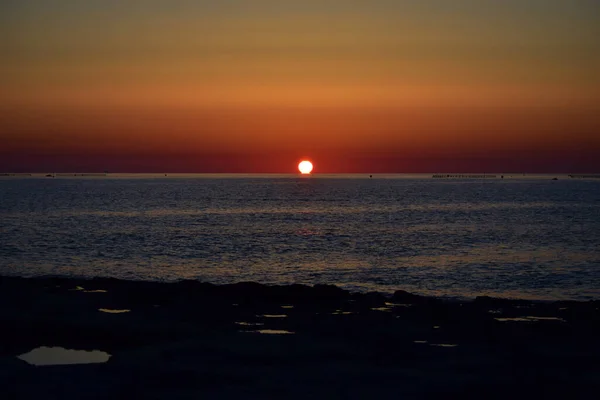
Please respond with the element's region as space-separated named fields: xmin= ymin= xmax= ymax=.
xmin=1 ymin=276 xmax=598 ymax=399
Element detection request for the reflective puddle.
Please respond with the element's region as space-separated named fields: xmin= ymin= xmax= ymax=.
xmin=495 ymin=316 xmax=565 ymax=322
xmin=99 ymin=308 xmax=130 ymax=314
xmin=257 ymin=314 xmax=287 ymax=318
xmin=385 ymin=302 xmax=411 ymax=308
xmin=242 ymin=330 xmax=295 ymax=335
xmin=17 ymin=347 xmax=111 ymax=366
xmin=371 ymin=307 xmax=392 ymax=312
xmin=430 ymin=344 xmax=458 ymax=348
xmin=71 ymin=286 xmax=107 ymax=293
xmin=235 ymin=321 xmax=265 ymax=326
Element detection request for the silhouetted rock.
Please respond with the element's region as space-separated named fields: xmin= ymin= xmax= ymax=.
xmin=392 ymin=290 xmax=440 ymax=305
xmin=1 ymin=276 xmax=598 ymax=399
xmin=473 ymin=296 xmax=532 ymax=308
xmin=361 ymin=291 xmax=387 ymax=307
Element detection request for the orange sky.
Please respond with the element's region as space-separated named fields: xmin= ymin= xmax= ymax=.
xmin=1 ymin=1 xmax=599 ymax=172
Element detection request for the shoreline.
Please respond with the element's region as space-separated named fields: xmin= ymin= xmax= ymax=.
xmin=1 ymin=275 xmax=599 ymax=398
xmin=1 ymin=273 xmax=594 ymax=303
xmin=0 ymin=274 xmax=600 ymax=304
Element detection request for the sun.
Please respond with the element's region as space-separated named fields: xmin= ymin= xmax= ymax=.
xmin=298 ymin=160 xmax=313 ymax=174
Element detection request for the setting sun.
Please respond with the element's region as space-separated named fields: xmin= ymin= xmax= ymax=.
xmin=298 ymin=161 xmax=313 ymax=174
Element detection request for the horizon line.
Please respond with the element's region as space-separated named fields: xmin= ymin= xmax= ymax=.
xmin=2 ymin=172 xmax=599 ymax=176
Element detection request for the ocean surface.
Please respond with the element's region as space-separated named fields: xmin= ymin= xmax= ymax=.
xmin=1 ymin=174 xmax=599 ymax=300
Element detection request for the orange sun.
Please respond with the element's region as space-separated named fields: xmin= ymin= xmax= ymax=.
xmin=298 ymin=160 xmax=313 ymax=174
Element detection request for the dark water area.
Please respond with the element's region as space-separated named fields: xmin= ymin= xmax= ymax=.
xmin=1 ymin=174 xmax=599 ymax=300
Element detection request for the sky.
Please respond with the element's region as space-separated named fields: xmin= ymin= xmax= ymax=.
xmin=1 ymin=0 xmax=599 ymax=173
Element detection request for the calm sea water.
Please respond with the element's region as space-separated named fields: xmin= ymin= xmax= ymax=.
xmin=1 ymin=174 xmax=599 ymax=300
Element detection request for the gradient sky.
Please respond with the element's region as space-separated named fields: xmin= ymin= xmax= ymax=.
xmin=1 ymin=0 xmax=599 ymax=172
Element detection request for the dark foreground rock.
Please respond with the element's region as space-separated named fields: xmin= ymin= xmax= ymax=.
xmin=0 ymin=276 xmax=598 ymax=399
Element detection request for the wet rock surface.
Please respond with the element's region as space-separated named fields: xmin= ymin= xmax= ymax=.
xmin=0 ymin=276 xmax=599 ymax=399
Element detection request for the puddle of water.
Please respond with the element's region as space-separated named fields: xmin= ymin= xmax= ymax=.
xmin=495 ymin=317 xmax=530 ymax=322
xmin=258 ymin=314 xmax=287 ymax=318
xmin=414 ymin=340 xmax=428 ymax=344
xmin=70 ymin=286 xmax=107 ymax=293
xmin=527 ymin=316 xmax=565 ymax=322
xmin=371 ymin=307 xmax=392 ymax=312
xmin=99 ymin=308 xmax=130 ymax=314
xmin=281 ymin=305 xmax=294 ymax=309
xmin=385 ymin=302 xmax=411 ymax=308
xmin=235 ymin=322 xmax=265 ymax=326
xmin=495 ymin=316 xmax=565 ymax=322
xmin=241 ymin=330 xmax=295 ymax=335
xmin=430 ymin=344 xmax=458 ymax=348
xmin=433 ymin=326 xmax=440 ymax=329
xmin=332 ymin=310 xmax=353 ymax=315
xmin=17 ymin=347 xmax=111 ymax=366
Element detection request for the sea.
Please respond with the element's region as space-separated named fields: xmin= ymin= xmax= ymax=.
xmin=1 ymin=174 xmax=599 ymax=301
